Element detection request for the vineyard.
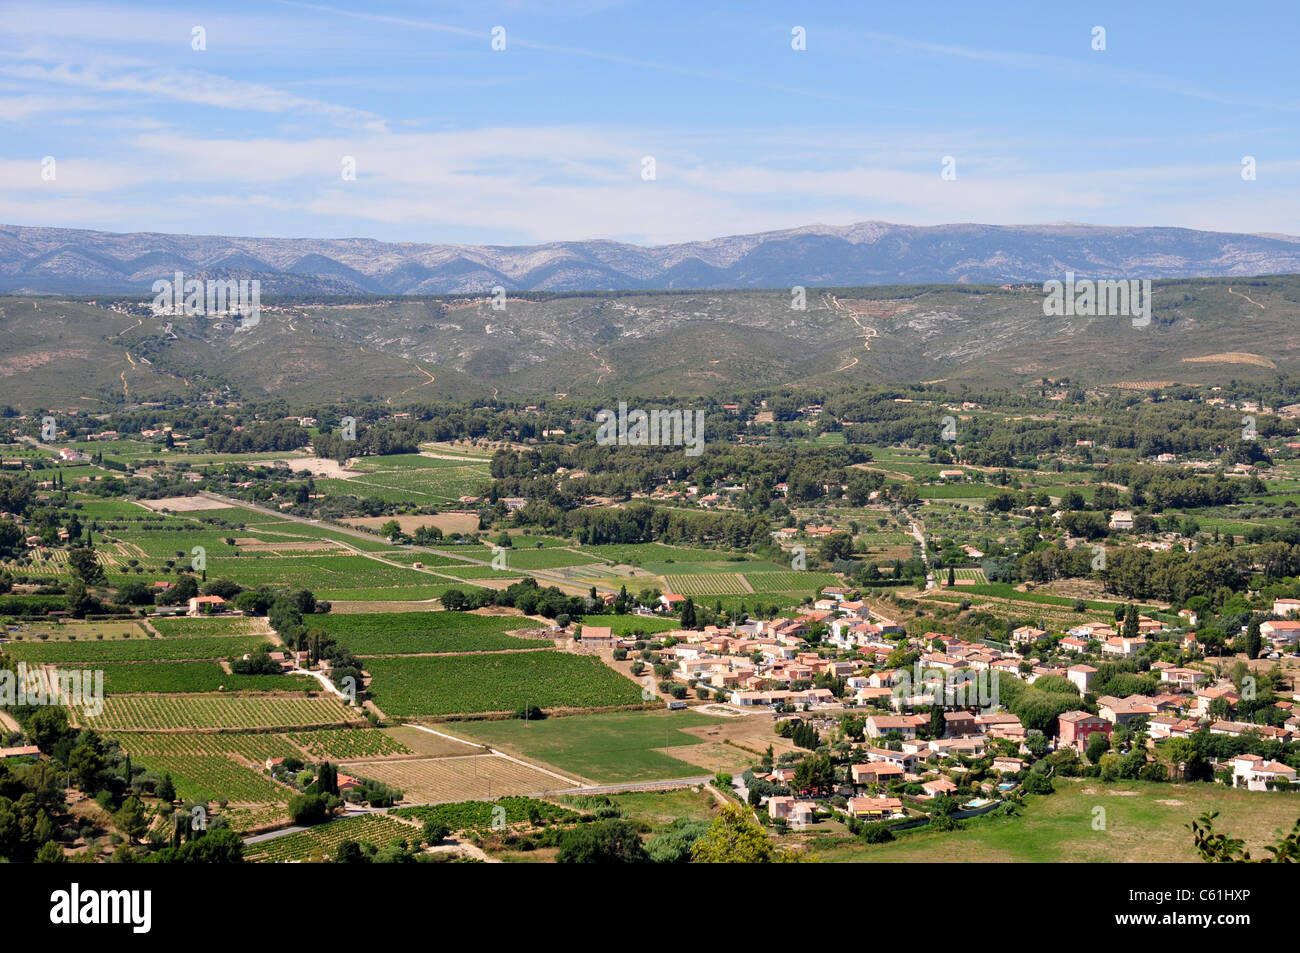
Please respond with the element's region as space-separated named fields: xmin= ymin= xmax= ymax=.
xmin=100 ymin=662 xmax=311 ymax=694
xmin=309 ymin=610 xmax=548 ymax=656
xmin=392 ymin=797 xmax=579 ymax=831
xmin=245 ymin=814 xmax=418 ymax=863
xmin=5 ymin=635 xmax=270 ymax=663
xmin=79 ymin=694 xmax=363 ymax=731
xmin=287 ymin=729 xmax=412 ymax=760
xmin=117 ymin=732 xmax=304 ymax=761
xmin=663 ymin=573 xmax=750 ymax=596
xmin=130 ymin=753 xmax=291 ymax=804
xmin=364 ymin=651 xmax=645 ymax=716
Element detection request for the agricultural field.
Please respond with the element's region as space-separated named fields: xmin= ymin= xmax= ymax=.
xmin=100 ymin=662 xmax=312 ymax=694
xmin=246 ymin=814 xmax=418 ymax=863
xmin=664 ymin=573 xmax=750 ymax=596
xmin=364 ymin=652 xmax=644 ymax=716
xmin=287 ymin=728 xmax=413 ymax=760
xmin=309 ymin=610 xmax=549 ymax=655
xmin=148 ymin=617 xmax=271 ymax=638
xmin=117 ymin=732 xmax=305 ymax=762
xmin=342 ymin=754 xmax=567 ymax=801
xmin=79 ymin=693 xmax=363 ymax=731
xmin=392 ymin=797 xmax=579 ymax=831
xmin=129 ymin=754 xmax=291 ymax=804
xmin=493 ymin=547 xmax=605 ymax=570
xmin=5 ymin=635 xmax=270 ymax=663
xmin=449 ymin=709 xmax=734 ymax=783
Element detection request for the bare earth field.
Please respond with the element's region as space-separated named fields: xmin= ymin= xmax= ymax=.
xmin=341 ymin=754 xmax=569 ymax=801
xmin=137 ymin=496 xmax=233 ymax=512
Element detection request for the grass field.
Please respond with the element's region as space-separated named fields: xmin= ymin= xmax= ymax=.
xmin=310 ymin=610 xmax=548 ymax=655
xmin=448 ymin=709 xmax=728 ymax=783
xmin=364 ymin=652 xmax=644 ymax=716
xmin=811 ymin=779 xmax=1300 ymax=862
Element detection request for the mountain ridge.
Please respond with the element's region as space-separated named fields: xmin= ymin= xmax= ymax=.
xmin=4 ymin=221 xmax=1300 ymax=296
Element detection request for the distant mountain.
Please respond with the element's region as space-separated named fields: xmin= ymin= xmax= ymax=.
xmin=2 ymin=221 xmax=1300 ymax=295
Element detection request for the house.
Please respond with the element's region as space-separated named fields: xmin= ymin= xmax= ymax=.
xmin=865 ymin=714 xmax=926 ymax=740
xmin=851 ymin=762 xmax=904 ymax=785
xmin=1058 ymin=710 xmax=1112 ymax=750
xmin=976 ymin=712 xmax=1025 ymax=741
xmin=1067 ymin=664 xmax=1097 ymax=694
xmin=1160 ymin=667 xmax=1206 ymax=688
xmin=1011 ymin=626 xmax=1047 ymax=646
xmin=1272 ymin=598 xmax=1300 ymax=618
xmin=1178 ymin=608 xmax=1199 ymax=628
xmin=1097 ymin=695 xmax=1158 ymax=725
xmin=788 ymin=801 xmax=817 ymax=829
xmin=846 ymin=797 xmax=904 ymax=819
xmin=1059 ymin=636 xmax=1090 ymax=654
xmin=579 ymin=626 xmax=615 ymax=648
xmin=1102 ymin=635 xmax=1146 ymax=657
xmin=920 ymin=777 xmax=958 ymax=798
xmin=992 ymin=757 xmax=1025 ymax=774
xmin=1261 ymin=620 xmax=1300 ymax=645
xmin=1108 ymin=511 xmax=1135 ymax=530
xmin=186 ymin=595 xmax=226 ymax=617
xmin=1231 ymin=754 xmax=1298 ymax=791
xmin=865 ymin=748 xmax=920 ymax=772
xmin=0 ymin=745 xmax=41 ymax=759
xmin=943 ymin=710 xmax=979 ymax=737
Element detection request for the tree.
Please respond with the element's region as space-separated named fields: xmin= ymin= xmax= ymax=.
xmin=680 ymin=597 xmax=697 ymax=630
xmin=422 ymin=819 xmax=451 ymax=845
xmin=1191 ymin=811 xmax=1300 ymax=863
xmin=67 ymin=546 xmax=106 ymax=587
xmin=1123 ymin=604 xmax=1139 ymax=640
xmin=156 ymin=774 xmax=176 ymax=803
xmin=556 ymin=819 xmax=648 ymax=863
xmin=116 ymin=796 xmax=148 ymax=843
xmin=691 ymin=804 xmax=778 ymax=863
xmin=1246 ymin=615 xmax=1262 ymax=660
xmin=1085 ymin=731 xmax=1111 ymax=765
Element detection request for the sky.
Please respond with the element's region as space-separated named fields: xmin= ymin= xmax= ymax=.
xmin=0 ymin=0 xmax=1297 ymax=246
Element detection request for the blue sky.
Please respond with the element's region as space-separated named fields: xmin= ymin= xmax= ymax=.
xmin=1 ymin=0 xmax=1297 ymax=245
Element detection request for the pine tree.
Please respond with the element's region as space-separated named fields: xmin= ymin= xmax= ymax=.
xmin=1246 ymin=616 xmax=1262 ymax=659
